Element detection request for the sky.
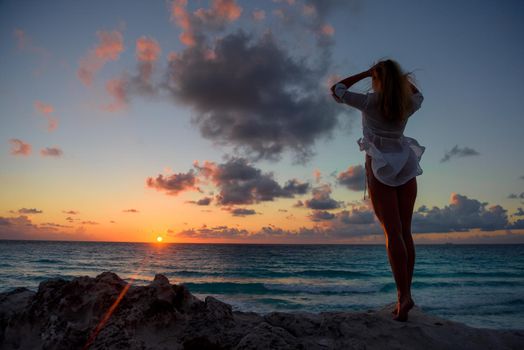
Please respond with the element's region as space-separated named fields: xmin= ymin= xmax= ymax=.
xmin=1 ymin=0 xmax=523 ymax=244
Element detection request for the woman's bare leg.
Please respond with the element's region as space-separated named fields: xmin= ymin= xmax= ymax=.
xmin=365 ymin=157 xmax=410 ymax=320
xmin=397 ymin=177 xmax=417 ymax=296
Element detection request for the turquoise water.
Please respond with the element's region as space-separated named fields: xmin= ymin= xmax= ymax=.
xmin=0 ymin=241 xmax=523 ymax=329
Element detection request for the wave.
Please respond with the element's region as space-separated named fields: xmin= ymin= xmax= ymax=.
xmin=30 ymin=259 xmax=64 ymax=264
xmin=182 ymin=281 xmax=380 ymax=295
xmin=173 ymin=269 xmax=374 ymax=279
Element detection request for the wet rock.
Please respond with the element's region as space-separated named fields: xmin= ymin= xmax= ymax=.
xmin=0 ymin=272 xmax=522 ymax=350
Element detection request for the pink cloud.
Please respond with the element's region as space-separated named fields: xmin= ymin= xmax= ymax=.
xmin=34 ymin=100 xmax=58 ymax=131
xmin=196 ymin=0 xmax=242 ymax=22
xmin=320 ymin=24 xmax=335 ymax=36
xmin=136 ymin=37 xmax=161 ymax=62
xmin=171 ymin=0 xmax=196 ymax=46
xmin=171 ymin=0 xmax=242 ymax=46
xmin=252 ymin=10 xmax=266 ymax=21
xmin=313 ymin=169 xmax=321 ymax=183
xmin=9 ymin=139 xmax=32 ymax=156
xmin=77 ymin=30 xmax=124 ymax=86
xmin=103 ymin=77 xmax=128 ymax=112
xmin=40 ymin=147 xmax=63 ymax=157
xmin=34 ymin=100 xmax=54 ymax=115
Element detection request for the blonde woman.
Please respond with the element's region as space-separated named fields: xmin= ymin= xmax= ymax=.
xmin=331 ymin=59 xmax=425 ymax=321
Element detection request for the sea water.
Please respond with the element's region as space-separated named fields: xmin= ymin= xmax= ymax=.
xmin=0 ymin=241 xmax=522 ymax=330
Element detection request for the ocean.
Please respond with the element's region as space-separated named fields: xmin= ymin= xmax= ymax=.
xmin=0 ymin=241 xmax=523 ymax=330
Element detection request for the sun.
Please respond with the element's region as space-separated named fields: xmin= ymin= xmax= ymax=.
xmin=156 ymin=236 xmax=163 ymax=243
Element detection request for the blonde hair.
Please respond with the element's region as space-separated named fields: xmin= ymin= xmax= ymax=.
xmin=372 ymin=59 xmax=414 ymax=121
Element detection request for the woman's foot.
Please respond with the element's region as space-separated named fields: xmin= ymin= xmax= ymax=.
xmin=391 ymin=297 xmax=415 ymax=315
xmin=392 ymin=297 xmax=414 ymax=322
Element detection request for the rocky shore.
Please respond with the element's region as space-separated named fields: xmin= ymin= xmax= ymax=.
xmin=1 ymin=272 xmax=522 ymax=349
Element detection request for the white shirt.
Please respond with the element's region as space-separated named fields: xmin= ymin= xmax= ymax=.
xmin=334 ymin=83 xmax=425 ymax=186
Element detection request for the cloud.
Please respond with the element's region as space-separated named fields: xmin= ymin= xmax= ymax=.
xmin=146 ymin=170 xmax=199 ymax=195
xmin=123 ymin=209 xmax=139 ymax=213
xmin=228 ymin=207 xmax=257 ymax=217
xmin=63 ymin=210 xmax=79 ymax=215
xmin=508 ymin=192 xmax=524 ymax=199
xmin=513 ymin=208 xmax=524 ymax=217
xmin=252 ymin=9 xmax=266 ymax=21
xmin=309 ymin=210 xmax=335 ymax=221
xmin=194 ymin=0 xmax=243 ymax=28
xmin=148 ymin=158 xmax=310 ymax=207
xmin=77 ymin=29 xmax=124 ymax=86
xmin=440 ymin=145 xmax=480 ymax=162
xmin=304 ymin=184 xmax=340 ymax=210
xmin=80 ymin=221 xmax=99 ymax=225
xmin=412 ymin=193 xmax=509 ymax=233
xmin=170 ymin=0 xmax=243 ymax=47
xmin=313 ymin=169 xmax=322 ymax=183
xmin=9 ymin=139 xmax=32 ymax=156
xmin=103 ymin=77 xmax=128 ymax=112
xmin=100 ymin=0 xmax=348 ymax=161
xmin=34 ymin=100 xmax=54 ymax=115
xmin=337 ymin=165 xmax=365 ymax=191
xmin=34 ymin=100 xmax=58 ymax=131
xmin=136 ymin=36 xmax=161 ymax=62
xmin=164 ymin=30 xmax=339 ymax=162
xmin=293 ymin=200 xmax=304 ymax=207
xmin=170 ymin=0 xmax=196 ymax=46
xmin=40 ymin=147 xmax=63 ymax=157
xmin=195 ymin=158 xmax=309 ymax=205
xmin=0 ymin=215 xmax=91 ymax=241
xmin=135 ymin=36 xmax=161 ymax=90
xmin=17 ymin=208 xmax=43 ymax=214
xmin=188 ymin=197 xmax=213 ymax=206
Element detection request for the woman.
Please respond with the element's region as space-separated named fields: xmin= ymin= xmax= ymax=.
xmin=330 ymin=59 xmax=425 ymax=322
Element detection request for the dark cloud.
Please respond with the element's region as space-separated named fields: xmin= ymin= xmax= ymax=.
xmin=0 ymin=215 xmax=91 ymax=240
xmin=123 ymin=209 xmax=139 ymax=213
xmin=17 ymin=208 xmax=42 ymax=214
xmin=309 ymin=210 xmax=335 ymax=221
xmin=412 ymin=193 xmax=509 ymax=233
xmin=440 ymin=145 xmax=480 ymax=162
xmin=172 ymin=225 xmax=249 ymax=239
xmin=337 ymin=208 xmax=375 ymax=225
xmin=508 ymin=219 xmax=524 ymax=229
xmin=229 ymin=208 xmax=257 ymax=217
xmin=304 ymin=184 xmax=340 ymax=210
xmin=146 ymin=170 xmax=199 ymax=195
xmin=195 ymin=158 xmax=309 ymax=205
xmin=337 ymin=165 xmax=365 ymax=191
xmin=513 ymin=208 xmax=524 ymax=217
xmin=293 ymin=200 xmax=304 ymax=207
xmin=40 ymin=147 xmax=63 ymax=157
xmin=164 ymin=30 xmax=340 ymax=162
xmin=282 ymin=179 xmax=310 ymax=195
xmin=41 ymin=222 xmax=72 ymax=228
xmin=106 ymin=0 xmax=353 ymax=162
xmin=188 ymin=197 xmax=213 ymax=206
xmin=63 ymin=210 xmax=79 ymax=215
xmin=80 ymin=221 xmax=99 ymax=225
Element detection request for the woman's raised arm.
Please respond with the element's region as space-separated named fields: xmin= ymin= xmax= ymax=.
xmin=330 ymin=69 xmax=372 ymax=94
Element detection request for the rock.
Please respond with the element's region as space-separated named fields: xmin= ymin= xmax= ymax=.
xmin=0 ymin=272 xmax=522 ymax=350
